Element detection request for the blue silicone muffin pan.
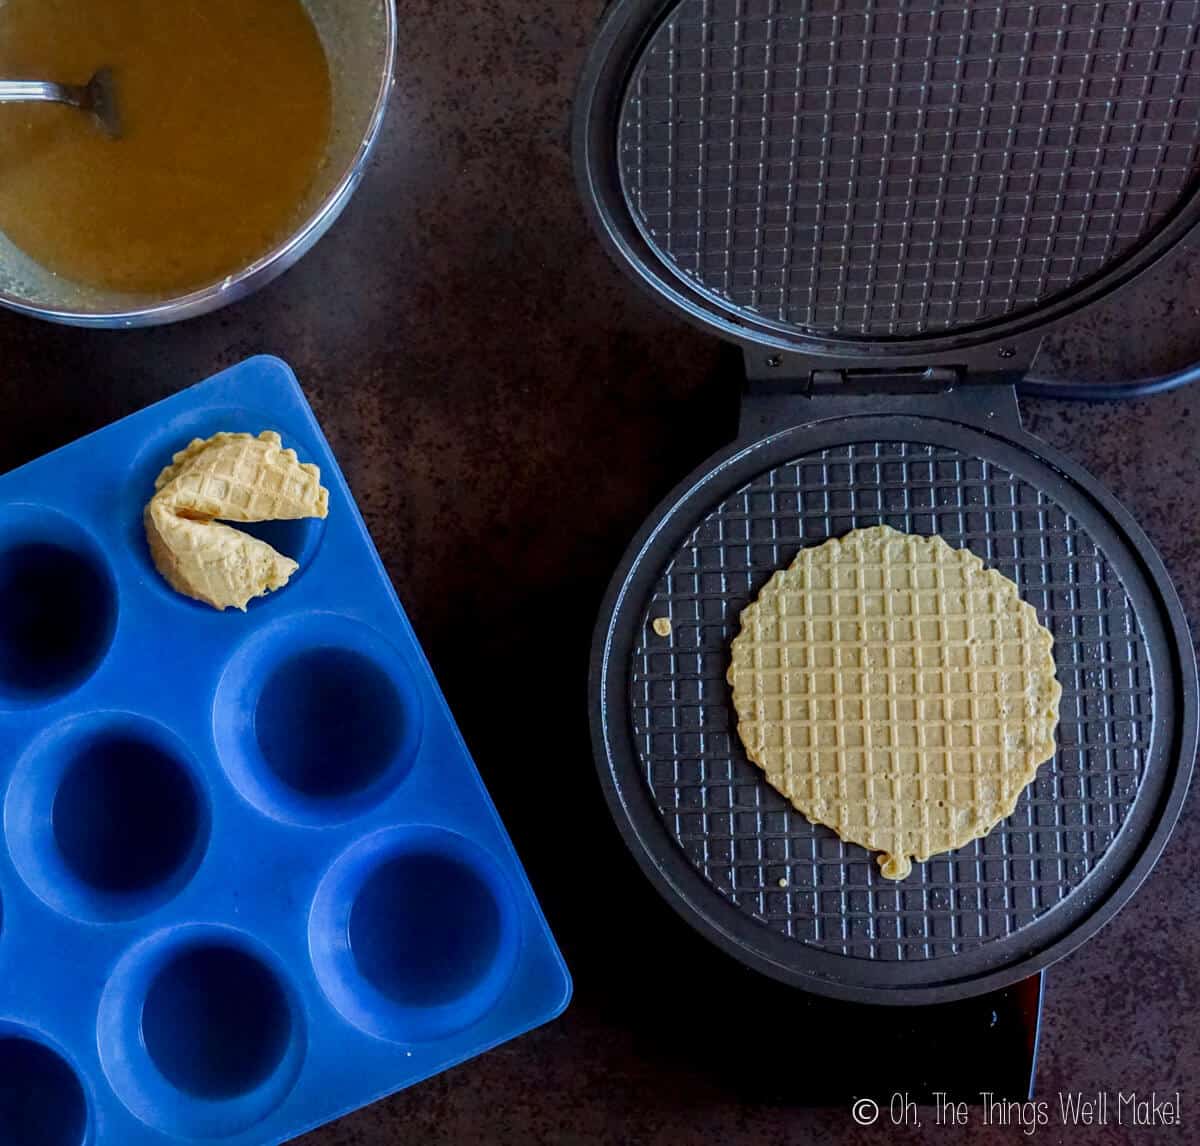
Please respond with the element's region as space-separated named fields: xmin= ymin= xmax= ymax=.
xmin=0 ymin=356 xmax=571 ymax=1145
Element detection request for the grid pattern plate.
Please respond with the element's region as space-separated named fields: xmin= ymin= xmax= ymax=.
xmin=630 ymin=442 xmax=1152 ymax=960
xmin=619 ymin=0 xmax=1200 ymax=337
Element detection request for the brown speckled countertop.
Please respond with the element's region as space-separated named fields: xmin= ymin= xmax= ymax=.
xmin=0 ymin=2 xmax=1196 ymax=1142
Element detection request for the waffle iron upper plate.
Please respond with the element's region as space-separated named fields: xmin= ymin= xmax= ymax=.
xmin=578 ymin=0 xmax=1200 ymax=356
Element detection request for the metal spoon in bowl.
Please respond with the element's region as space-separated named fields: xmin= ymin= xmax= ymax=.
xmin=0 ymin=69 xmax=121 ymax=138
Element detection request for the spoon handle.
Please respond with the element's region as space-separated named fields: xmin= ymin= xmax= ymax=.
xmin=0 ymin=79 xmax=82 ymax=106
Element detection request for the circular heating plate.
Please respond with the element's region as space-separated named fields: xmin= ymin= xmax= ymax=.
xmin=602 ymin=0 xmax=1200 ymax=345
xmin=591 ymin=417 xmax=1196 ymax=1002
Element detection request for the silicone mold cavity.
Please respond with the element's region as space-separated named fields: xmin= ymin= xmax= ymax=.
xmin=0 ymin=1026 xmax=89 ymax=1146
xmin=5 ymin=713 xmax=211 ymax=922
xmin=143 ymin=946 xmax=292 ymax=1099
xmin=0 ymin=506 xmax=117 ymax=705
xmin=97 ymin=925 xmax=306 ymax=1139
xmin=257 ymin=648 xmax=404 ymax=798
xmin=214 ymin=613 xmax=424 ymax=824
xmin=309 ymin=826 xmax=521 ymax=1042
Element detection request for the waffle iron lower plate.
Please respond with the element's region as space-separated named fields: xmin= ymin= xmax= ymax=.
xmin=590 ymin=405 xmax=1196 ymax=1003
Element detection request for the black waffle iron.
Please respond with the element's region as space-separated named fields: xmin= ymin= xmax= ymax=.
xmin=575 ymin=0 xmax=1199 ymax=1100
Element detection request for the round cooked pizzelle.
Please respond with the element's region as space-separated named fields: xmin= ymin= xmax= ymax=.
xmin=727 ymin=525 xmax=1062 ymax=880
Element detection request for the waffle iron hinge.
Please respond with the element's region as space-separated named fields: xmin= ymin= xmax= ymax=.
xmin=805 ymin=364 xmax=964 ymax=394
xmin=738 ymin=341 xmax=1040 ymax=440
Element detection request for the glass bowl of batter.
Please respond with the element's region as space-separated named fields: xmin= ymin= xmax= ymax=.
xmin=0 ymin=0 xmax=396 ymax=327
